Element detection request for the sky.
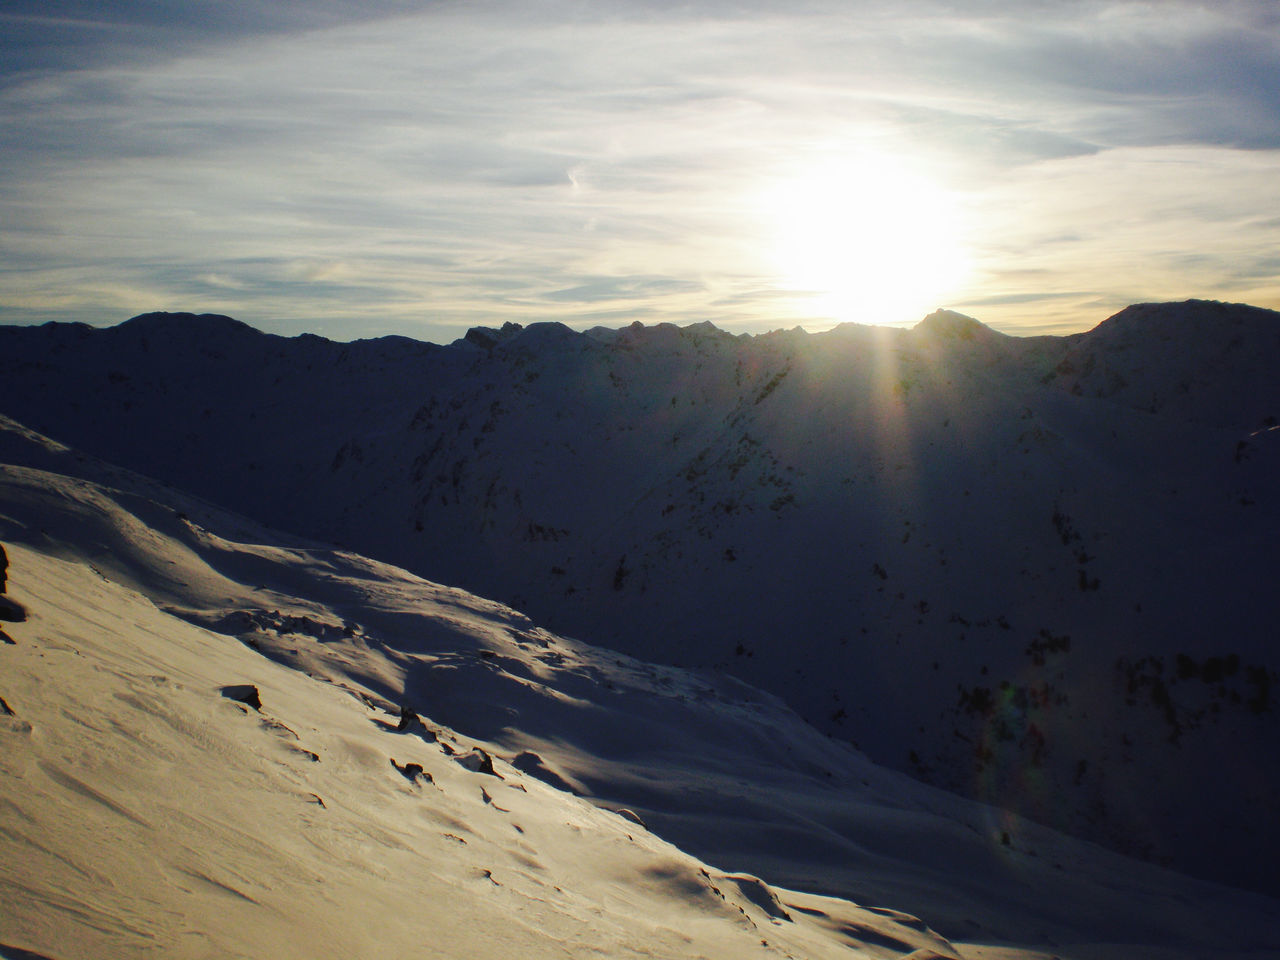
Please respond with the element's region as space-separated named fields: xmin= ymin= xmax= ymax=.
xmin=2 ymin=0 xmax=1279 ymax=343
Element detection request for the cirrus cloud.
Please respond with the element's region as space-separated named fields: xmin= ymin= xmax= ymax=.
xmin=1 ymin=0 xmax=1278 ymax=339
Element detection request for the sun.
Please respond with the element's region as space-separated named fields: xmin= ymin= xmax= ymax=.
xmin=757 ymin=155 xmax=971 ymax=326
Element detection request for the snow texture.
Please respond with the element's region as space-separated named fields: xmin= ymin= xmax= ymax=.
xmin=0 ymin=300 xmax=1278 ymax=957
xmin=0 ymin=413 xmax=1278 ymax=958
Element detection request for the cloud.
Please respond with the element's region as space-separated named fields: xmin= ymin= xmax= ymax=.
xmin=540 ymin=276 xmax=706 ymax=304
xmin=967 ymin=12 xmax=1280 ymax=149
xmin=0 ymin=0 xmax=1278 ymax=341
xmin=0 ymin=1 xmax=449 ymax=83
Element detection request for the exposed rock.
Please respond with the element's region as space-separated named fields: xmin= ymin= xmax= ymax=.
xmin=220 ymin=684 xmax=262 ymax=711
xmin=454 ymin=747 xmax=502 ymax=777
xmin=390 ymin=758 xmax=432 ymax=783
xmin=0 ymin=596 xmax=26 ymax=623
xmin=614 ymin=808 xmax=646 ymax=828
xmin=393 ymin=704 xmax=439 ymax=742
xmin=396 ymin=704 xmax=421 ymax=731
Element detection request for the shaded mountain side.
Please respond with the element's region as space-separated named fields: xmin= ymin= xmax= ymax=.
xmin=1 ymin=300 xmax=1278 ymax=894
xmin=2 ymin=447 xmax=1278 ymax=960
xmin=1043 ymin=300 xmax=1280 ymax=428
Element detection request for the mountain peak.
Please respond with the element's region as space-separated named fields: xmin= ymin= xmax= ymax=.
xmin=118 ymin=311 xmax=258 ymax=337
xmin=911 ymin=309 xmax=998 ymax=341
xmin=679 ymin=320 xmax=735 ymax=339
xmin=1092 ymin=299 xmax=1280 ymax=339
xmin=458 ymin=321 xmax=525 ymax=350
xmin=504 ymin=320 xmax=578 ymax=349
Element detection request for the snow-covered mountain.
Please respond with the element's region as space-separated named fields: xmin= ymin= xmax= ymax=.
xmin=1 ymin=300 xmax=1277 ymax=898
xmin=2 ymin=416 xmax=1277 ymax=959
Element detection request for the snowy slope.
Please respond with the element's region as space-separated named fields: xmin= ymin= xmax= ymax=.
xmin=0 ymin=547 xmax=969 ymax=960
xmin=2 ymin=421 xmax=1278 ymax=959
xmin=1 ymin=301 xmax=1277 ymax=896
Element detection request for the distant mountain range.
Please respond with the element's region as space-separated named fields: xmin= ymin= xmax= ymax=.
xmin=2 ymin=299 xmax=1277 ymax=895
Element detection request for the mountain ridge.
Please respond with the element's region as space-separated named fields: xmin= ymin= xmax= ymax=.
xmin=1 ymin=299 xmax=1277 ymax=895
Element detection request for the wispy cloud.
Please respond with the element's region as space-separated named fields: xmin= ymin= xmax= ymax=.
xmin=1 ymin=0 xmax=1278 ymax=340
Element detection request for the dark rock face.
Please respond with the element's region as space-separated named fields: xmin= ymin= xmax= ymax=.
xmin=396 ymin=704 xmax=421 ymax=732
xmin=454 ymin=747 xmax=501 ymax=777
xmin=393 ymin=704 xmax=438 ymax=741
xmin=390 ymin=758 xmax=433 ymax=783
xmin=0 ymin=544 xmax=26 ymax=623
xmin=220 ymin=684 xmax=262 ymax=711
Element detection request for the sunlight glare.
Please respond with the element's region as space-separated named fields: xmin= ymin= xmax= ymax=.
xmin=759 ymin=155 xmax=971 ymax=326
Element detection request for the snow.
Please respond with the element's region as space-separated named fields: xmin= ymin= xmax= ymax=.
xmin=0 ymin=493 xmax=908 ymax=956
xmin=2 ymin=431 xmax=1279 ymax=959
xmin=5 ymin=298 xmax=1262 ymax=897
xmin=0 ymin=538 xmax=966 ymax=960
